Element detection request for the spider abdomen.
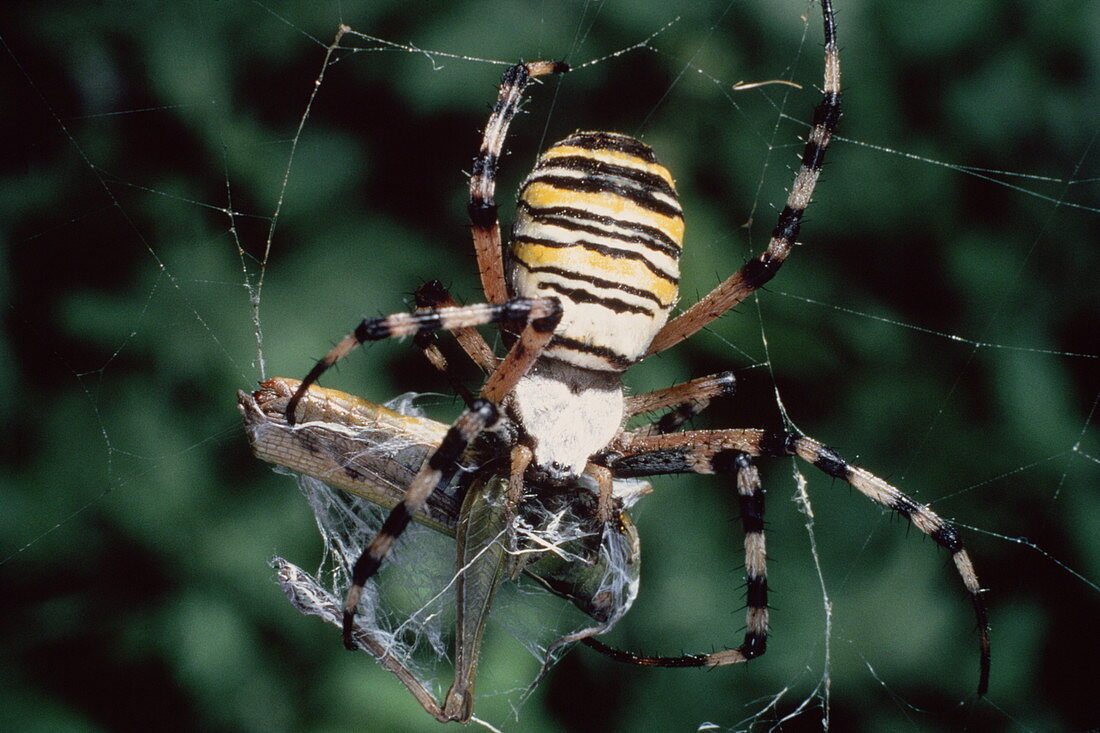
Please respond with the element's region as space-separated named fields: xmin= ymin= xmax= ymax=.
xmin=511 ymin=131 xmax=683 ymax=371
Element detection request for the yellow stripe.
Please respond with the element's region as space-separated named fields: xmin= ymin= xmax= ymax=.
xmin=514 ymin=242 xmax=678 ymax=306
xmin=540 ymin=145 xmax=677 ymax=189
xmin=522 ymin=181 xmax=685 ymax=245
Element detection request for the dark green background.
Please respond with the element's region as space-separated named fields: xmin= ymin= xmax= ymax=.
xmin=4 ymin=1 xmax=1098 ymax=730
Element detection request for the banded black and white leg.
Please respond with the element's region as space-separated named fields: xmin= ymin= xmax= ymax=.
xmin=584 ymin=449 xmax=768 ymax=666
xmin=596 ymin=427 xmax=991 ymax=694
xmin=342 ymin=398 xmax=500 ymax=649
xmin=645 ymin=0 xmax=841 ymax=356
xmin=285 ymin=297 xmax=561 ymax=424
xmin=283 ymin=297 xmax=563 ymax=647
xmin=468 ymin=60 xmax=568 ymax=304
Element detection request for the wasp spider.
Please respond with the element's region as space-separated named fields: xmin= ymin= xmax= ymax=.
xmin=283 ymin=0 xmax=989 ymax=718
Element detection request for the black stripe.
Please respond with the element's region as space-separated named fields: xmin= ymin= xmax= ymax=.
xmin=812 ymin=91 xmax=842 ymax=132
xmin=470 ymin=151 xmax=498 ymax=180
xmin=609 ymin=446 xmax=694 ymax=476
xmin=759 ymin=431 xmax=798 ymax=458
xmin=551 ymin=335 xmax=635 ymax=369
xmin=739 ymin=493 xmax=765 ymax=535
xmin=536 ymin=154 xmax=678 ymax=199
xmin=523 ymin=172 xmax=683 ymax=219
xmin=429 ymin=429 xmax=471 ymax=470
xmin=558 ymin=131 xmax=659 ymax=163
xmin=535 ymin=280 xmax=655 ymax=316
xmin=376 ymin=503 xmax=414 ymax=549
xmin=931 ymin=525 xmax=963 ymax=554
xmin=356 ymin=319 xmax=390 ymax=342
xmin=518 ymin=201 xmax=682 ymax=256
xmin=352 ymin=502 xmax=414 ymax=583
xmin=514 ymin=235 xmax=678 ymax=284
xmin=532 ymin=314 xmax=559 ymax=333
xmin=532 ymin=299 xmax=563 ymax=332
xmin=467 ymin=201 xmax=498 ymax=228
xmin=515 ymin=260 xmax=668 ymax=307
xmin=740 ymin=630 xmax=767 ymax=659
xmin=801 ymin=91 xmax=840 ymax=173
xmin=800 ymin=139 xmax=827 ymax=172
xmin=741 ymin=254 xmax=782 ymax=290
xmin=771 ymin=204 xmax=804 ymax=244
xmin=426 ymin=401 xmax=497 ymax=472
xmin=745 ymin=574 xmax=768 ymax=608
xmin=813 ymin=446 xmax=850 ymax=480
xmin=352 ymin=554 xmax=383 ymax=585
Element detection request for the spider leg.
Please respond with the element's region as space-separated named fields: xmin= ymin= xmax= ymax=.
xmin=646 ymin=0 xmax=841 ymax=356
xmin=342 ymin=400 xmax=499 ymax=649
xmin=505 ymin=443 xmax=534 ymax=537
xmin=583 ymin=450 xmax=766 ymax=667
xmin=602 ymin=427 xmax=991 ymax=694
xmin=728 ymin=452 xmax=767 ymax=658
xmin=411 ymin=281 xmax=493 ymax=407
xmin=625 ymin=371 xmax=737 ymax=436
xmin=413 ymin=280 xmax=497 ymax=376
xmin=469 ymin=60 xmax=569 ymax=304
xmin=340 ymin=299 xmax=563 ymax=649
xmin=285 ymin=296 xmax=560 ymax=424
xmin=583 ymin=461 xmax=616 ymax=524
xmin=412 ymin=328 xmax=477 ymax=407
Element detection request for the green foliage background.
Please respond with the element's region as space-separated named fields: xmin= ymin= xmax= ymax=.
xmin=3 ymin=1 xmax=1098 ymax=730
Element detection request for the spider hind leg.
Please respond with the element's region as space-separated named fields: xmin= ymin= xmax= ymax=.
xmin=583 ymin=449 xmax=767 ymax=668
xmin=602 ymin=427 xmax=991 ymax=694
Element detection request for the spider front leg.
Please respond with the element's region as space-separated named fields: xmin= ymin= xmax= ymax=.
xmin=285 ymin=297 xmax=559 ymax=424
xmin=342 ymin=398 xmax=500 ymax=649
xmin=602 ymin=427 xmax=991 ymax=695
xmin=285 ymin=296 xmax=561 ymax=650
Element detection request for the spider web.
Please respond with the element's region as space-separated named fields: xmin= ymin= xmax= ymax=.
xmin=3 ymin=1 xmax=1099 ymax=731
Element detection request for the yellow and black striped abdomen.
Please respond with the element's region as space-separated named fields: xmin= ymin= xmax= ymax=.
xmin=511 ymin=131 xmax=683 ymax=371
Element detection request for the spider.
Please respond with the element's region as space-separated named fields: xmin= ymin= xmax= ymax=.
xmin=281 ymin=0 xmax=989 ymax=720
